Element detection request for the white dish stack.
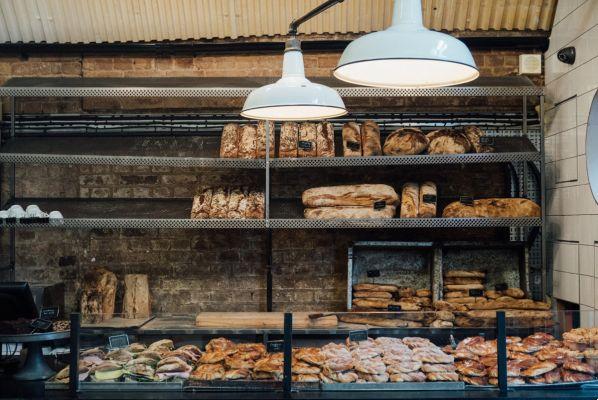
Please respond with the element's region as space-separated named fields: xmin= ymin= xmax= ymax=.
xmin=0 ymin=204 xmax=63 ymax=225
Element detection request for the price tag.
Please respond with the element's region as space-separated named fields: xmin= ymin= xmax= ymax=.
xmin=387 ymin=304 xmax=402 ymax=312
xmin=459 ymin=196 xmax=474 ymax=206
xmin=469 ymin=289 xmax=484 ymax=297
xmin=298 ymin=141 xmax=313 ymax=150
xmin=373 ymin=201 xmax=386 ymax=210
xmin=30 ymin=318 xmax=52 ymax=331
xmin=422 ymin=194 xmax=437 ymax=204
xmin=495 ymin=283 xmax=508 ymax=292
xmin=346 ymin=141 xmax=360 ymax=151
xmin=349 ymin=330 xmax=368 ymax=342
xmin=480 ymin=137 xmax=495 ymax=145
xmin=40 ymin=306 xmax=60 ymax=320
xmin=108 ymin=334 xmax=130 ymax=350
xmin=366 ymin=269 xmax=381 ymax=278
xmin=267 ymin=340 xmax=284 ymax=353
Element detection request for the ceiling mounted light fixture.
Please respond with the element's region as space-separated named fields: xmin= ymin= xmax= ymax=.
xmin=241 ymin=0 xmax=347 ymax=121
xmin=334 ymin=0 xmax=479 ymax=88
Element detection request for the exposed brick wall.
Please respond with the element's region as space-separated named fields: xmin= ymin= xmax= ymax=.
xmin=0 ymin=46 xmax=542 ymax=315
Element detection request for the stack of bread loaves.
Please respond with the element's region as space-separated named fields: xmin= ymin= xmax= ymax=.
xmin=220 ymin=121 xmax=275 ymax=159
xmin=191 ymin=187 xmax=264 ymax=219
xmin=279 ymin=122 xmax=335 ymax=158
xmin=341 ymin=120 xmax=382 ymax=157
xmin=399 ymin=182 xmax=437 ymax=218
xmin=302 ymin=184 xmax=399 ymax=219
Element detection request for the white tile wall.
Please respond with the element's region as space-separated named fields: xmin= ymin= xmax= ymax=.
xmin=545 ymin=0 xmax=598 ymax=319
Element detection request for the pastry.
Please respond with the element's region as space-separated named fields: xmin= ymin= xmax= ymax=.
xmin=190 ymin=364 xmax=225 ymax=380
xmin=206 ymin=338 xmax=237 ymax=354
xmin=361 ymin=120 xmax=382 ymax=156
xmin=455 ymin=360 xmax=486 ymax=376
xmin=316 ymin=122 xmax=335 ymax=157
xmin=220 ymin=123 xmax=240 ymax=158
xmin=342 ymin=122 xmax=362 ymax=157
xmin=421 ymin=363 xmax=456 ymax=373
xmin=562 ymin=369 xmax=593 ymax=382
xmin=563 ymin=359 xmax=595 ymax=375
xmin=256 ymin=120 xmax=275 ymax=158
xmin=461 ymin=375 xmax=488 ymax=386
xmin=356 ymin=372 xmax=389 ymax=383
xmin=224 ymin=368 xmax=251 ymax=380
xmin=298 ymin=123 xmax=317 ymax=158
xmin=279 ymin=122 xmax=299 ymax=158
xmin=293 ymin=359 xmax=321 ymax=375
xmin=426 ymin=372 xmax=459 ymax=381
xmin=400 ymin=182 xmax=419 ymax=218
xmin=521 ymin=361 xmax=557 ymax=377
xmin=292 ymin=374 xmax=320 ymax=382
xmin=383 ymin=127 xmax=428 ymax=155
xmin=237 ymin=124 xmax=257 ymax=159
xmin=389 ymin=371 xmax=426 ymax=382
xmin=225 ymin=354 xmax=255 ymax=370
xmin=295 ymin=348 xmax=326 ymax=366
xmin=302 ymin=184 xmax=399 ymax=208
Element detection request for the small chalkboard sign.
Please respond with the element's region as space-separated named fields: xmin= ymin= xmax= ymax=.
xmin=469 ymin=289 xmax=484 ymax=297
xmin=480 ymin=137 xmax=495 ymax=146
xmin=366 ymin=269 xmax=381 ymax=278
xmin=387 ymin=304 xmax=402 ymax=312
xmin=30 ymin=318 xmax=52 ymax=332
xmin=108 ymin=334 xmax=130 ymax=350
xmin=267 ymin=340 xmax=284 ymax=353
xmin=460 ymin=196 xmax=474 ymax=206
xmin=298 ymin=141 xmax=313 ymax=150
xmin=346 ymin=141 xmax=360 ymax=151
xmin=373 ymin=201 xmax=386 ymax=210
xmin=40 ymin=306 xmax=60 ymax=321
xmin=422 ymin=194 xmax=437 ymax=204
xmin=349 ymin=330 xmax=368 ymax=342
xmin=495 ymin=283 xmax=508 ymax=292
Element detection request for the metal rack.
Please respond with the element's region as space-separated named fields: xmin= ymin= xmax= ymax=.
xmin=0 ymin=74 xmax=546 ymax=306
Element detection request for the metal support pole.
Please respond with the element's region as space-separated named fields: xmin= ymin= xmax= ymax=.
xmin=496 ymin=311 xmax=507 ymax=395
xmin=265 ymin=122 xmax=273 ymax=312
xmin=288 ymin=0 xmax=345 ymax=36
xmin=69 ymin=313 xmax=81 ymax=396
xmin=539 ymin=95 xmax=549 ymax=298
xmin=267 ymin=230 xmax=273 ymax=312
xmin=283 ymin=312 xmax=293 ymax=395
xmin=10 ymin=97 xmax=15 ymax=138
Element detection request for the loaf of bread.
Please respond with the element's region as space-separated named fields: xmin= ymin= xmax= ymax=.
xmin=442 ymin=198 xmax=541 ymax=218
xmin=220 ymin=123 xmax=240 ymax=158
xmin=302 ymin=184 xmax=399 ymax=208
xmin=256 ymin=120 xmax=275 ymax=158
xmin=400 ymin=182 xmax=419 ymax=218
xmin=316 ymin=122 xmax=335 ymax=157
xmin=444 ymin=277 xmax=483 ymax=285
xmin=353 ymin=298 xmax=390 ymax=309
xmin=298 ymin=122 xmax=317 ymax=158
xmin=383 ymin=128 xmax=429 ymax=155
xmin=361 ymin=120 xmax=382 ymax=156
xmin=226 ymin=188 xmax=245 ymax=219
xmin=208 ymin=187 xmax=229 ymax=218
xmin=353 ymin=291 xmax=393 ymax=299
xmin=245 ymin=191 xmax=265 ymax=219
xmin=427 ymin=129 xmax=471 ymax=154
xmin=467 ymin=299 xmax=550 ymax=311
xmin=444 ymin=270 xmax=486 ymax=278
xmin=461 ymin=126 xmax=488 ymax=153
xmin=191 ymin=187 xmax=213 ymax=219
xmin=338 ymin=314 xmax=411 ymax=327
xmin=342 ymin=122 xmax=362 ymax=157
xmin=304 ymin=206 xmax=395 ymax=219
xmin=444 ymin=283 xmax=484 ymax=291
xmin=353 ymin=283 xmax=399 ymax=292
xmin=237 ymin=124 xmax=258 ymax=158
xmin=279 ymin=122 xmax=299 ymax=158
xmin=418 ymin=181 xmax=437 ymax=218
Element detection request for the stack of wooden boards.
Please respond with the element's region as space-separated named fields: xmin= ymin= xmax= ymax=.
xmin=436 ymin=270 xmax=552 ymax=328
xmin=190 ymin=187 xmax=264 ymax=219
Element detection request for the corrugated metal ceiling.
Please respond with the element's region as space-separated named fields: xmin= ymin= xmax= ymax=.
xmin=0 ymin=0 xmax=557 ymax=44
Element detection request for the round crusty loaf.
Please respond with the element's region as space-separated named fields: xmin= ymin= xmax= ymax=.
xmin=426 ymin=129 xmax=471 ymax=154
xmin=442 ymin=198 xmax=541 ymax=218
xmin=383 ymin=127 xmax=429 ymax=155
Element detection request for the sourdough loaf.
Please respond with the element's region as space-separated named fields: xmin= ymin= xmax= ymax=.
xmin=256 ymin=120 xmax=275 ymax=158
xmin=316 ymin=122 xmax=335 ymax=157
xmin=279 ymin=122 xmax=299 ymax=158
xmin=237 ymin=124 xmax=258 ymax=158
xmin=427 ymin=129 xmax=471 ymax=154
xmin=418 ymin=181 xmax=437 ymax=218
xmin=342 ymin=122 xmax=362 ymax=157
xmin=400 ymin=182 xmax=419 ymax=218
xmin=304 ymin=206 xmax=395 ymax=219
xmin=442 ymin=198 xmax=541 ymax=218
xmin=220 ymin=123 xmax=240 ymax=158
xmin=302 ymin=184 xmax=399 ymax=208
xmin=191 ymin=187 xmax=213 ymax=219
xmin=383 ymin=127 xmax=428 ymax=155
xmin=298 ymin=123 xmax=317 ymax=158
xmin=361 ymin=120 xmax=382 ymax=156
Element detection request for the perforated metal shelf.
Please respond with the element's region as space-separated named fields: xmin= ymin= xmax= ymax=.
xmin=0 ymin=76 xmax=543 ymax=97
xmin=3 ymin=219 xmax=266 ymax=229
xmin=269 ymin=217 xmax=542 ymax=229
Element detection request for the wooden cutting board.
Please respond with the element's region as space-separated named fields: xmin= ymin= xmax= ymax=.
xmin=195 ymin=312 xmax=337 ymax=329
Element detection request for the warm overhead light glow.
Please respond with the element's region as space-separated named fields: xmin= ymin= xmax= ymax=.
xmin=242 ymin=39 xmax=347 ymax=121
xmin=334 ymin=0 xmax=479 ymax=88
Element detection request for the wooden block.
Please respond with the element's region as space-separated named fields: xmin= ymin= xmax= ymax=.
xmin=123 ymin=274 xmax=151 ymax=319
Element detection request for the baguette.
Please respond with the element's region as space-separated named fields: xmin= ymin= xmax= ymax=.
xmin=304 ymin=206 xmax=395 ymax=220
xmin=342 ymin=122 xmax=362 ymax=157
xmin=352 ymin=298 xmax=390 ymax=309
xmin=444 ymin=284 xmax=484 ymax=291
xmin=298 ymin=123 xmax=317 ymax=158
xmin=465 ymin=310 xmax=552 ymax=320
xmin=220 ymin=123 xmax=240 ymax=158
xmin=467 ymin=299 xmax=550 ymax=311
xmin=444 ymin=270 xmax=486 ymax=278
xmin=316 ymin=122 xmax=335 ymax=157
xmin=443 ymin=277 xmax=484 ymax=285
xmin=279 ymin=122 xmax=299 ymax=158
xmin=361 ymin=120 xmax=382 ymax=156
xmin=353 ymin=291 xmax=393 ymax=299
xmin=353 ymin=283 xmax=399 ymax=293
xmin=444 ymin=291 xmax=468 ymax=299
xmin=302 ymin=184 xmax=399 ymax=208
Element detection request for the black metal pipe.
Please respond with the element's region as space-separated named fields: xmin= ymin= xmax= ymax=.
xmin=496 ymin=311 xmax=507 ymax=395
xmin=69 ymin=313 xmax=81 ymax=396
xmin=266 ymin=230 xmax=273 ymax=312
xmin=282 ymin=312 xmax=293 ymax=395
xmin=288 ymin=0 xmax=345 ymax=36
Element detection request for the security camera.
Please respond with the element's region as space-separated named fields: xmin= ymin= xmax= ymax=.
xmin=557 ymin=47 xmax=576 ymax=65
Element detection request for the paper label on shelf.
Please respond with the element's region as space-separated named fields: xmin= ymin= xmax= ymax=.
xmin=298 ymin=141 xmax=313 ymax=150
xmin=469 ymin=289 xmax=484 ymax=297
xmin=108 ymin=334 xmax=130 ymax=349
xmin=40 ymin=306 xmax=60 ymax=320
xmin=494 ymin=282 xmax=508 ymax=291
xmin=349 ymin=330 xmax=368 ymax=342
xmin=346 ymin=141 xmax=360 ymax=151
xmin=373 ymin=201 xmax=386 ymax=210
xmin=459 ymin=196 xmax=474 ymax=206
xmin=387 ymin=304 xmax=402 ymax=312
xmin=267 ymin=340 xmax=284 ymax=353
xmin=422 ymin=194 xmax=437 ymax=204
xmin=366 ymin=269 xmax=381 ymax=278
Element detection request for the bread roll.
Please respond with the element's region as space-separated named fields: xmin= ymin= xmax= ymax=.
xmin=504 ymin=288 xmax=525 ymax=299
xmin=256 ymin=120 xmax=275 ymax=158
xmin=442 ymin=198 xmax=541 ymax=218
xmin=220 ymin=123 xmax=240 ymax=158
xmin=361 ymin=120 xmax=382 ymax=156
xmin=400 ymin=182 xmax=419 ymax=218
xmin=383 ymin=127 xmax=428 ymax=155
xmin=298 ymin=123 xmax=317 ymax=158
xmin=316 ymin=122 xmax=335 ymax=157
xmin=191 ymin=187 xmax=213 ymax=219
xmin=208 ymin=187 xmax=229 ymax=218
xmin=302 ymin=184 xmax=399 ymax=208
xmin=237 ymin=124 xmax=258 ymax=158
xmin=427 ymin=129 xmax=471 ymax=154
xmin=304 ymin=206 xmax=396 ymax=220
xmin=418 ymin=181 xmax=437 ymax=218
xmin=342 ymin=122 xmax=362 ymax=157
xmin=279 ymin=122 xmax=299 ymax=158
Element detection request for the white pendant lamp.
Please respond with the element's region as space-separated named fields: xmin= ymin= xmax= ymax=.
xmin=334 ymin=0 xmax=479 ymax=88
xmin=241 ymin=39 xmax=347 ymax=121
